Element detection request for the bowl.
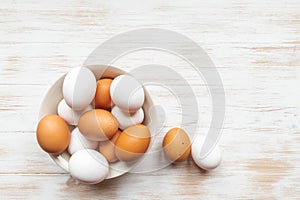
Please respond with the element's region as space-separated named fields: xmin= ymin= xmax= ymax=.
xmin=38 ymin=65 xmax=155 ymax=179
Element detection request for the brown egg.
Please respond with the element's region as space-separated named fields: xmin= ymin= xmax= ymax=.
xmin=162 ymin=128 xmax=191 ymax=162
xmin=78 ymin=109 xmax=118 ymax=141
xmin=99 ymin=130 xmax=121 ymax=163
xmin=36 ymin=114 xmax=70 ymax=154
xmin=115 ymin=124 xmax=151 ymax=162
xmin=94 ymin=78 xmax=113 ymax=110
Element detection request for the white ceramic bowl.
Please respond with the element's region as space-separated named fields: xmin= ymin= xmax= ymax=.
xmin=38 ymin=65 xmax=155 ymax=179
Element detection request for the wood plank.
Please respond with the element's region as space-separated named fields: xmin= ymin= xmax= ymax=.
xmin=0 ymin=131 xmax=299 ymax=199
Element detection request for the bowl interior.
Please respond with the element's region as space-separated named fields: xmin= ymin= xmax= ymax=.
xmin=38 ymin=65 xmax=155 ymax=179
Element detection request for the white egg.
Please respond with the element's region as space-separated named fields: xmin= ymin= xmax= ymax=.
xmin=57 ymin=99 xmax=93 ymax=126
xmin=69 ymin=149 xmax=109 ymax=184
xmin=191 ymin=135 xmax=222 ymax=170
xmin=110 ymin=75 xmax=145 ymax=113
xmin=63 ymin=67 xmax=96 ymax=111
xmin=111 ymin=106 xmax=144 ymax=130
xmin=68 ymin=128 xmax=98 ymax=155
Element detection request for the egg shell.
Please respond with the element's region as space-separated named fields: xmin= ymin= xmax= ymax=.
xmin=36 ymin=114 xmax=70 ymax=154
xmin=69 ymin=149 xmax=109 ymax=184
xmin=63 ymin=67 xmax=96 ymax=111
xmin=111 ymin=106 xmax=144 ymax=130
xmin=110 ymin=75 xmax=145 ymax=113
xmin=99 ymin=130 xmax=121 ymax=163
xmin=115 ymin=124 xmax=151 ymax=162
xmin=78 ymin=109 xmax=119 ymax=141
xmin=57 ymin=99 xmax=93 ymax=126
xmin=68 ymin=127 xmax=99 ymax=155
xmin=162 ymin=128 xmax=191 ymax=162
xmin=191 ymin=135 xmax=221 ymax=170
xmin=94 ymin=78 xmax=113 ymax=110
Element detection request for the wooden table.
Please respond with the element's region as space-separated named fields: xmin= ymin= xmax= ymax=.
xmin=0 ymin=0 xmax=299 ymax=199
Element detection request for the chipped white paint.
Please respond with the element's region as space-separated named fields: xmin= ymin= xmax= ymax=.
xmin=0 ymin=0 xmax=299 ymax=199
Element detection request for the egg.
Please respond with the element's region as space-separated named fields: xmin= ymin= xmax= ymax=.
xmin=63 ymin=67 xmax=96 ymax=111
xmin=99 ymin=130 xmax=121 ymax=163
xmin=57 ymin=99 xmax=93 ymax=126
xmin=69 ymin=149 xmax=109 ymax=184
xmin=115 ymin=124 xmax=151 ymax=162
xmin=78 ymin=109 xmax=119 ymax=141
xmin=110 ymin=75 xmax=145 ymax=113
xmin=36 ymin=114 xmax=70 ymax=154
xmin=191 ymin=135 xmax=222 ymax=170
xmin=111 ymin=106 xmax=144 ymax=130
xmin=68 ymin=127 xmax=98 ymax=155
xmin=162 ymin=128 xmax=191 ymax=162
xmin=94 ymin=78 xmax=113 ymax=109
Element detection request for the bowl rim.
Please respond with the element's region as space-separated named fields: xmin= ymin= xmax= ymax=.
xmin=38 ymin=64 xmax=156 ymax=180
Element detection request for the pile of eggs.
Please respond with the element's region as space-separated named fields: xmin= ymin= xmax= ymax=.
xmin=36 ymin=67 xmax=151 ymax=184
xmin=36 ymin=66 xmax=222 ymax=185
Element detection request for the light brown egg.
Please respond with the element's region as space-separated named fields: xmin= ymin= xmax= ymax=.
xmin=115 ymin=124 xmax=151 ymax=162
xmin=78 ymin=109 xmax=119 ymax=141
xmin=162 ymin=128 xmax=191 ymax=162
xmin=94 ymin=78 xmax=113 ymax=110
xmin=36 ymin=114 xmax=70 ymax=154
xmin=99 ymin=130 xmax=121 ymax=163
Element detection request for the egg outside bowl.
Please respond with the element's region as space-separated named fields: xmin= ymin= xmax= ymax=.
xmin=38 ymin=65 xmax=156 ymax=180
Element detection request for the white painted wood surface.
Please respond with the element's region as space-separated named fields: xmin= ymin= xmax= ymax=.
xmin=0 ymin=0 xmax=299 ymax=199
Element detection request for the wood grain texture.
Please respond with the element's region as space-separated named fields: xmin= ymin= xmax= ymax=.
xmin=0 ymin=0 xmax=299 ymax=199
